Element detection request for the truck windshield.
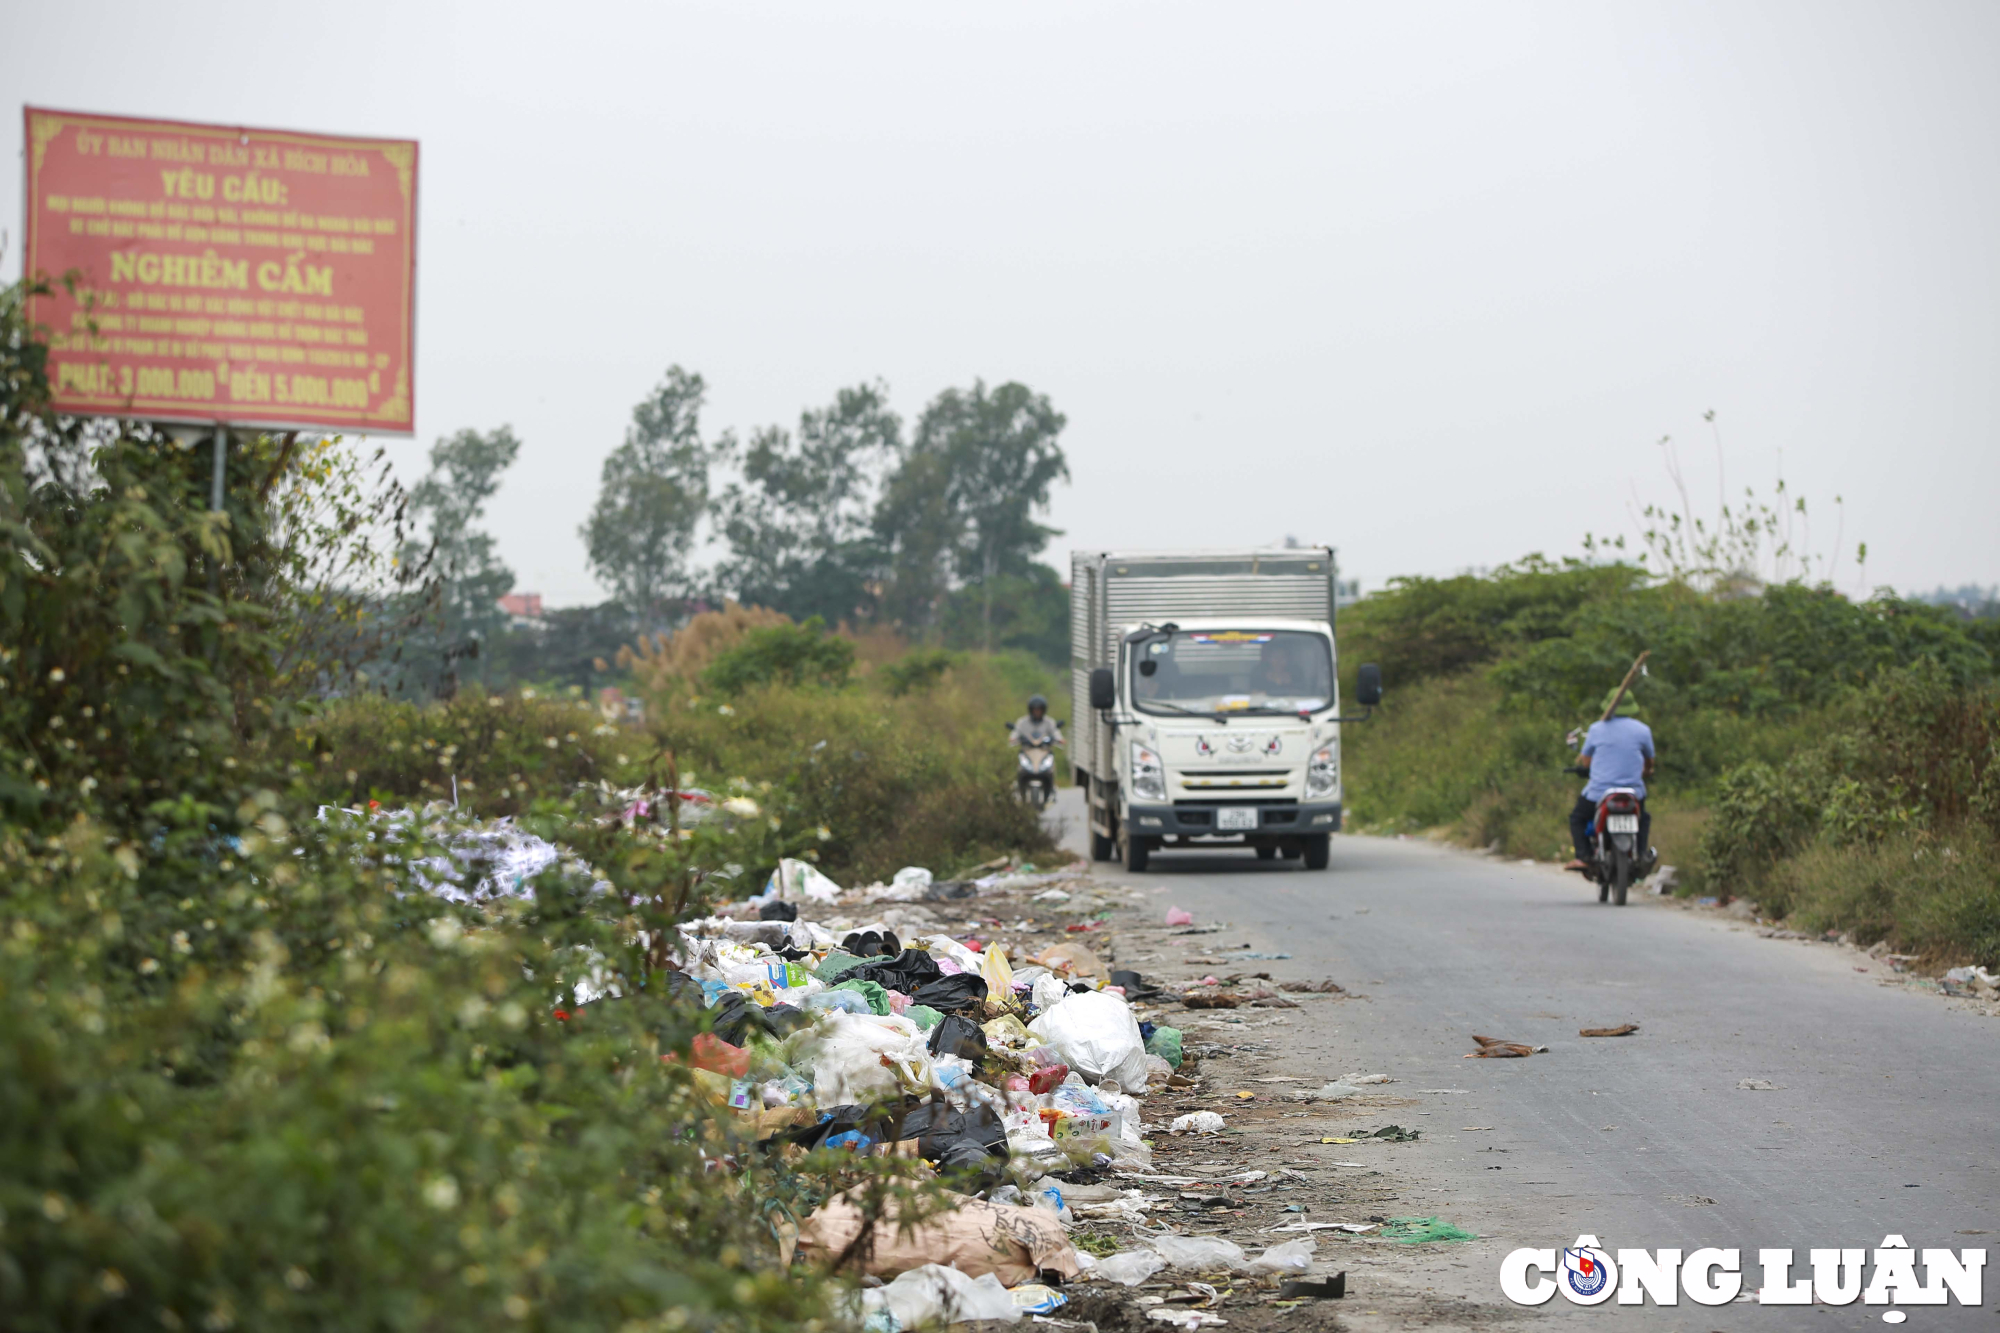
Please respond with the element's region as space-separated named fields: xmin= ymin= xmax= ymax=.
xmin=1131 ymin=630 xmax=1334 ymax=717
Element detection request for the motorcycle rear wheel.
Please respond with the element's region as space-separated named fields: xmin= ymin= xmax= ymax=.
xmin=1598 ymin=867 xmax=1610 ymax=904
xmin=1611 ymin=847 xmax=1632 ymax=906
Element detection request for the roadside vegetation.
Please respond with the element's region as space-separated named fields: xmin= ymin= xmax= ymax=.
xmin=0 ymin=277 xmax=1001 ymax=1328
xmin=1338 ymin=556 xmax=1999 ymax=965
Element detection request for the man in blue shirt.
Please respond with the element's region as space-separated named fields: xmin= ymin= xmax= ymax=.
xmin=1565 ymin=694 xmax=1655 ymax=871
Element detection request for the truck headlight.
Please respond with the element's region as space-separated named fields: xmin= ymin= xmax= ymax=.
xmin=1306 ymin=742 xmax=1338 ymax=797
xmin=1130 ymin=742 xmax=1167 ymax=801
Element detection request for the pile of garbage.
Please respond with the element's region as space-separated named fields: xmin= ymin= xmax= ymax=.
xmin=665 ymin=856 xmax=1300 ymax=1325
xmin=379 ymin=803 xmax=1345 ymax=1327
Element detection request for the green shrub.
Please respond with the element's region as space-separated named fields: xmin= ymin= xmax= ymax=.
xmin=701 ymin=618 xmax=855 ymax=695
xmin=291 ymin=688 xmax=644 ymax=816
xmin=1763 ymin=832 xmax=2000 ymax=965
xmin=877 ymin=647 xmax=960 ymax=696
xmin=649 ymin=661 xmax=1054 ymax=884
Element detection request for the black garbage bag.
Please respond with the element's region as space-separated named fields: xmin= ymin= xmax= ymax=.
xmin=758 ymin=898 xmax=799 ymax=922
xmin=710 ymin=991 xmax=778 ymax=1046
xmin=767 ymin=1103 xmax=906 ymax=1154
xmin=924 ymin=879 xmax=977 ymax=901
xmin=910 ymin=972 xmax=988 ymax=1014
xmin=898 ymin=1097 xmax=1008 ymax=1185
xmin=844 ymin=947 xmax=943 ymax=993
xmin=927 ymin=1013 xmax=989 ymax=1060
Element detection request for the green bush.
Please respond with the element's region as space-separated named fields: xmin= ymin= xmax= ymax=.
xmin=650 ymin=653 xmax=1056 ymax=884
xmin=1762 ymin=832 xmax=2000 ymax=965
xmin=701 ymin=618 xmax=855 ymax=695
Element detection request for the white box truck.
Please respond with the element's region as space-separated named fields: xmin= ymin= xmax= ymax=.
xmin=1069 ymin=548 xmax=1381 ymax=872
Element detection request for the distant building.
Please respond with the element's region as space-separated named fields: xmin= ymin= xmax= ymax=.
xmin=498 ymin=592 xmax=544 ymax=620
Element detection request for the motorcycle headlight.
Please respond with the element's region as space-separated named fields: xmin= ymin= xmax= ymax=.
xmin=1306 ymin=742 xmax=1339 ymax=798
xmin=1130 ymin=742 xmax=1166 ymax=801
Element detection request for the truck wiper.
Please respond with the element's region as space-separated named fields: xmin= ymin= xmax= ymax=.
xmin=1136 ymin=701 xmax=1217 ymax=718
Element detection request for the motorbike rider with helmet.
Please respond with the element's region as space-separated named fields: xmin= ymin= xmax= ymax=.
xmin=1011 ymin=695 xmax=1061 ymax=748
xmin=1564 ymin=690 xmax=1656 ymax=873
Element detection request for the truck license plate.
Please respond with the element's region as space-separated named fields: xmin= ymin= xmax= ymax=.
xmin=1607 ymin=815 xmax=1639 ymax=833
xmin=1217 ymin=808 xmax=1258 ymax=831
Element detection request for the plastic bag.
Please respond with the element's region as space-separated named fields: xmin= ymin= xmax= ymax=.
xmin=1030 ymin=973 xmax=1069 ymax=1016
xmin=1028 ymin=990 xmax=1149 ymax=1088
xmin=765 ymin=857 xmax=843 ymax=904
xmin=1303 ymin=1080 xmax=1364 ymax=1101
xmin=833 ymin=979 xmax=893 ymax=1016
xmin=1169 ymin=1111 xmax=1225 ymax=1135
xmin=1094 ymin=1249 xmax=1167 ymax=1286
xmin=802 ymin=988 xmax=873 ymax=1016
xmin=911 ymin=972 xmax=989 ymax=1014
xmin=863 ymin=1263 xmax=1021 ymax=1328
xmin=1033 ymin=941 xmax=1108 ymax=980
xmin=1144 ymin=1025 xmax=1183 ymax=1069
xmin=899 ymin=1097 xmax=1010 ymax=1179
xmin=845 ymin=948 xmax=946 ymax=994
xmin=1246 ymin=1236 xmax=1317 ymax=1275
xmin=798 ymin=1188 xmax=1082 ymax=1285
xmin=792 ymin=1012 xmax=931 ymax=1105
xmin=1151 ymin=1233 xmax=1248 ymax=1272
xmin=893 ymin=866 xmax=934 ymax=894
xmin=919 ymin=933 xmax=985 ymax=972
xmin=981 ymin=943 xmax=1014 ymax=997
xmin=928 ymin=1013 xmax=989 ymax=1059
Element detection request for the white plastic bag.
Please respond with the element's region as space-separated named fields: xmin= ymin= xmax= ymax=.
xmin=1030 ymin=973 xmax=1069 ymax=1016
xmin=1150 ymin=1233 xmax=1248 ymax=1272
xmin=1027 ymin=989 xmax=1148 ymax=1088
xmin=1300 ymin=1081 xmax=1365 ymax=1101
xmin=791 ymin=1012 xmax=931 ymax=1105
xmin=1093 ymin=1249 xmax=1167 ymax=1286
xmin=1169 ymin=1111 xmax=1225 ymax=1135
xmin=765 ymin=857 xmax=843 ymax=904
xmin=864 ymin=1263 xmax=1021 ymax=1327
xmin=893 ymin=866 xmax=934 ymax=893
xmin=1246 ymin=1236 xmax=1317 ymax=1275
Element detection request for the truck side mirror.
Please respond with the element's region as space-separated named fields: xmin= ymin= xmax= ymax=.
xmin=1355 ymin=663 xmax=1383 ymax=708
xmin=1089 ymin=667 xmax=1115 ymax=711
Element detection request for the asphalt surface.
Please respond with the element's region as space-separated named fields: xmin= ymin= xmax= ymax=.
xmin=1048 ymin=788 xmax=1999 ymax=1329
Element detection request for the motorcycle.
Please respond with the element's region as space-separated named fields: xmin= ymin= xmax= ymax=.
xmin=1565 ymin=769 xmax=1652 ymax=906
xmin=1008 ymin=722 xmax=1061 ymax=807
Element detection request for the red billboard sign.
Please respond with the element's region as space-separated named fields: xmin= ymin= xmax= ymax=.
xmin=22 ymin=107 xmax=417 ymax=433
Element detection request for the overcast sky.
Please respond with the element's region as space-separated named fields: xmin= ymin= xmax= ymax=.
xmin=7 ymin=1 xmax=1997 ymax=605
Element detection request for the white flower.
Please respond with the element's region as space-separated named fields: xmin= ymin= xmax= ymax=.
xmin=717 ymin=704 xmax=735 ymax=716
xmin=423 ymin=1176 xmax=461 ymax=1210
xmin=721 ymin=796 xmax=760 ymax=818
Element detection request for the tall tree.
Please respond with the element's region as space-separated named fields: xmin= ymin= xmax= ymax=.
xmin=713 ymin=383 xmax=903 ymax=623
xmin=877 ymin=380 xmax=1068 ymax=646
xmin=406 ymin=425 xmax=521 ymax=690
xmin=583 ymin=366 xmax=719 ymax=634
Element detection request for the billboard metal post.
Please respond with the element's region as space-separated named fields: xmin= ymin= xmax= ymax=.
xmin=210 ymin=424 xmax=226 ymax=512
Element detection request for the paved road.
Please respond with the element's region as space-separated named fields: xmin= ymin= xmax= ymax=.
xmin=1048 ymin=789 xmax=1999 ymax=1328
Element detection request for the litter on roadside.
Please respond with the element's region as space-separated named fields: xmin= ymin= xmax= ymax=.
xmin=1376 ymin=1216 xmax=1476 ymax=1243
xmin=1580 ymin=1023 xmax=1639 ymax=1037
xmin=1465 ymin=1034 xmax=1543 ymax=1058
